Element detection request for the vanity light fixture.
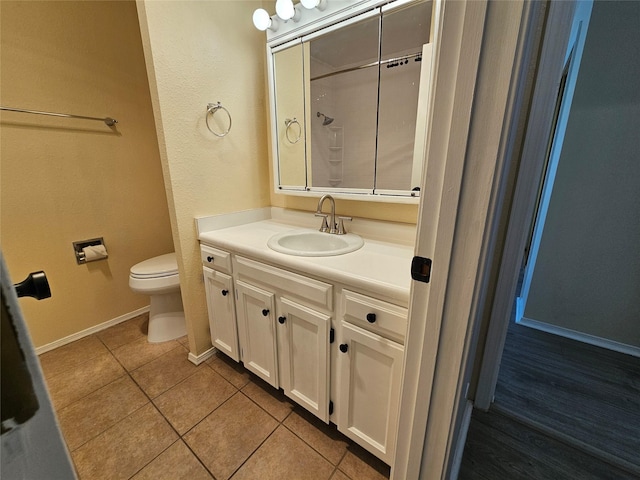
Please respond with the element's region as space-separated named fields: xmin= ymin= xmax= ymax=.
xmin=275 ymin=0 xmax=301 ymax=22
xmin=253 ymin=8 xmax=278 ymax=32
xmin=300 ymin=0 xmax=327 ymax=11
xmin=254 ymin=1 xmax=324 ymax=31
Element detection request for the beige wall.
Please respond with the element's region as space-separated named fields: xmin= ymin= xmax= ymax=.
xmin=0 ymin=1 xmax=174 ymax=348
xmin=137 ymin=1 xmax=418 ymax=356
xmin=136 ymin=1 xmax=272 ymax=356
xmin=525 ymin=0 xmax=640 ymax=347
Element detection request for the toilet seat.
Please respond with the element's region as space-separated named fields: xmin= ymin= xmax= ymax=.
xmin=130 ymin=253 xmax=178 ymax=279
xmin=129 ymin=253 xmax=180 ymax=294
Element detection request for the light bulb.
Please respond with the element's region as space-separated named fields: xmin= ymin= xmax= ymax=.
xmin=253 ymin=9 xmax=271 ymax=31
xmin=275 ymin=0 xmax=295 ymax=21
xmin=301 ymin=0 xmax=327 ymax=11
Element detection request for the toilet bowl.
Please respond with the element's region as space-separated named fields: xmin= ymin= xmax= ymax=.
xmin=129 ymin=252 xmax=186 ymax=343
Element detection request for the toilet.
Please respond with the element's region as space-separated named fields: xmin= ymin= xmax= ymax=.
xmin=129 ymin=252 xmax=186 ymax=343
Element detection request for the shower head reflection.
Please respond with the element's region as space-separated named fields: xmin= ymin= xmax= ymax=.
xmin=316 ymin=112 xmax=334 ymax=126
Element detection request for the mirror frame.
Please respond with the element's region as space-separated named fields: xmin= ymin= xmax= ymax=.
xmin=266 ymin=0 xmax=433 ymax=204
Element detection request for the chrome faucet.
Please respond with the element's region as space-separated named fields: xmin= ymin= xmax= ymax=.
xmin=315 ymin=194 xmax=337 ymax=234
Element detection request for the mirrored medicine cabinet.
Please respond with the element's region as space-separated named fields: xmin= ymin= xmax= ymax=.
xmin=268 ymin=0 xmax=433 ymax=202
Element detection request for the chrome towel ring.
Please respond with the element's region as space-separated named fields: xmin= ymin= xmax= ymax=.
xmin=284 ymin=117 xmax=302 ymax=144
xmin=206 ymin=102 xmax=232 ymax=137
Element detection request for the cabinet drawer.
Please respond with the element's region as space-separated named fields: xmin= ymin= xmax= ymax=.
xmin=200 ymin=245 xmax=232 ymax=273
xmin=342 ymin=290 xmax=407 ymax=344
xmin=234 ymin=256 xmax=332 ymax=310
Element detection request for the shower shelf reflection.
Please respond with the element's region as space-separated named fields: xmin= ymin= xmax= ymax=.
xmin=328 ymin=126 xmax=343 ymax=187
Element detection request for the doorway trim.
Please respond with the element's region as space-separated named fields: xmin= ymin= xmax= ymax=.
xmin=473 ymin=0 xmax=580 ymax=411
xmin=392 ymin=0 xmax=549 ymax=478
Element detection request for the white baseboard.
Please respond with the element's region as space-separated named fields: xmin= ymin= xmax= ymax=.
xmin=517 ymin=316 xmax=640 ymax=358
xmin=188 ymin=346 xmax=217 ymax=365
xmin=35 ymin=306 xmax=150 ymax=355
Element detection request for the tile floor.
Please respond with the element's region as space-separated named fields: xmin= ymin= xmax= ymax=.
xmin=40 ymin=313 xmax=391 ymax=480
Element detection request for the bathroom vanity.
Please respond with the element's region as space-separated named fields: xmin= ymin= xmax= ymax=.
xmin=197 ymin=208 xmax=414 ymax=465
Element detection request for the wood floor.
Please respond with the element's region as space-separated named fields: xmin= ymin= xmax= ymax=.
xmin=460 ymin=321 xmax=640 ymax=479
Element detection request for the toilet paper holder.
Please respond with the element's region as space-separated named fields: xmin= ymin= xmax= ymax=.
xmin=73 ymin=238 xmax=108 ymax=264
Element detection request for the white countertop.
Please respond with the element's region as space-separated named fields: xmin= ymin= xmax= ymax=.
xmin=198 ymin=218 xmax=414 ymax=305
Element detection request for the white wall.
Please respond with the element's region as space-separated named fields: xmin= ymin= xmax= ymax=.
xmin=525 ymin=0 xmax=640 ymax=348
xmin=137 ymin=1 xmax=271 ymax=356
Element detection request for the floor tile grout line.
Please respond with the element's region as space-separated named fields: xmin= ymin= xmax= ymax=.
xmin=120 ymin=366 xmax=220 ymax=480
xmin=238 ymin=386 xmax=294 ymax=425
xmin=40 ymin=334 xmax=125 ymax=402
xmin=238 ymin=379 xmax=295 ymax=424
xmin=95 ymin=319 xmax=149 ymax=353
xmin=52 ymin=369 xmax=129 ymax=418
xmin=226 ymin=383 xmax=348 ymax=478
xmin=41 ymin=313 xmax=148 ymax=381
xmin=177 ymin=437 xmax=219 ymax=480
xmin=43 ymin=318 xmax=216 ymax=479
xmin=207 ymin=360 xmax=355 ymax=473
xmin=111 ymin=339 xmax=187 ymax=372
xmin=67 ymin=400 xmax=153 ymax=466
xmin=280 ymin=416 xmax=349 ymax=468
xmin=47 ymin=337 xmax=135 ymax=420
xmin=122 ymin=343 xmax=197 ymax=400
xmin=176 ymin=385 xmax=284 ymax=480
xmin=58 ymin=377 xmax=147 ymax=453
xmin=206 ymin=360 xmax=252 ymax=391
xmin=174 ymin=365 xmax=298 ymax=479
xmin=64 ymin=361 xmax=335 ymax=479
xmin=224 ymin=411 xmax=283 ymax=480
xmin=50 ymin=317 xmax=383 ymax=479
xmin=43 ymin=331 xmax=141 ymax=460
xmin=125 ymin=439 xmax=179 ymax=480
xmin=179 ymin=388 xmax=241 ymax=437
xmin=122 ymin=342 xmax=190 ymax=375
xmin=145 ymin=376 xmax=244 ymax=480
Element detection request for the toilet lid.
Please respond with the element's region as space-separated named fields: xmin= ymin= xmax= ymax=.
xmin=130 ymin=253 xmax=178 ymax=278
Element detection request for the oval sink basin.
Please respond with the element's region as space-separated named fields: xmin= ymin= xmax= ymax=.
xmin=267 ymin=230 xmax=364 ymax=257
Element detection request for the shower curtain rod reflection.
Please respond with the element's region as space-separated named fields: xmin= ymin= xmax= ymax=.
xmin=0 ymin=106 xmax=118 ymax=126
xmin=310 ymin=51 xmax=422 ymax=82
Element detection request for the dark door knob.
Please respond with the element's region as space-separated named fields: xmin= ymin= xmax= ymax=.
xmin=278 ymin=316 xmax=286 ymax=324
xmin=221 ymin=289 xmax=229 ymax=296
xmin=366 ymin=313 xmax=376 ymax=323
xmin=14 ymin=271 xmax=51 ymax=300
xmin=207 ymin=256 xmax=214 ymax=262
xmin=339 ymin=343 xmax=348 ymax=353
xmin=262 ymin=309 xmax=270 ymax=317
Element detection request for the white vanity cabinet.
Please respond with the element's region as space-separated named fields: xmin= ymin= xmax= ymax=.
xmin=202 ymin=245 xmax=240 ymax=362
xmin=235 ymin=280 xmax=279 ymax=387
xmin=199 ymin=237 xmax=409 ymax=463
xmin=336 ymin=290 xmax=408 ymax=465
xmin=233 ymin=255 xmax=333 ymax=422
xmin=277 ymin=297 xmax=331 ymax=422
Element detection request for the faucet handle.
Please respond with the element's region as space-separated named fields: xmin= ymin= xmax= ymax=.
xmin=337 ymin=216 xmax=352 ymax=235
xmin=315 ymin=213 xmax=329 ymax=232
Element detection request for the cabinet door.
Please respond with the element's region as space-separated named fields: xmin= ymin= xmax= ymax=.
xmin=235 ymin=280 xmax=278 ymax=387
xmin=337 ymin=321 xmax=404 ymax=465
xmin=277 ymin=297 xmax=330 ymax=422
xmin=203 ymin=267 xmax=239 ymax=361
